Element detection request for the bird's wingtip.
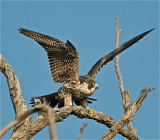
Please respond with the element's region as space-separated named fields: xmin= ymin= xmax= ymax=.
xmin=18 ymin=27 xmax=28 ymax=33
xmin=149 ymin=28 xmax=155 ymax=32
xmin=18 ymin=27 xmax=24 ymax=32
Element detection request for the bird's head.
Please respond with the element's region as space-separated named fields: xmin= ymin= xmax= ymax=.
xmin=79 ymin=76 xmax=98 ymax=95
xmin=88 ymin=79 xmax=98 ymax=91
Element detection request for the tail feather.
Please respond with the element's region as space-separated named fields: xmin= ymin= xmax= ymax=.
xmin=87 ymin=97 xmax=98 ymax=101
xmin=30 ymin=91 xmax=59 ymax=107
xmin=74 ymin=97 xmax=97 ymax=107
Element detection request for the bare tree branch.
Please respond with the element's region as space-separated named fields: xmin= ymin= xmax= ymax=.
xmin=0 ymin=54 xmax=28 ymax=117
xmin=0 ymin=54 xmax=57 ymax=140
xmin=26 ymin=106 xmax=141 ymax=139
xmin=99 ymin=17 xmax=155 ymax=140
xmin=1 ymin=102 xmax=141 ymax=139
xmin=114 ymin=16 xmax=124 ymax=103
xmin=77 ymin=123 xmax=87 ymax=140
xmin=0 ymin=54 xmax=30 ymax=139
xmin=114 ymin=16 xmax=135 ymax=133
xmin=0 ymin=104 xmax=57 ymax=140
xmin=99 ymin=87 xmax=155 ymax=140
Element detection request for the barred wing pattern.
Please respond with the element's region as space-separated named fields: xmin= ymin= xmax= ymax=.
xmin=87 ymin=28 xmax=154 ymax=79
xmin=19 ymin=28 xmax=79 ymax=83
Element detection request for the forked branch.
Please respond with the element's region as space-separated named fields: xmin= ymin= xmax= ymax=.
xmin=100 ymin=87 xmax=155 ymax=140
xmin=114 ymin=16 xmax=136 ymax=134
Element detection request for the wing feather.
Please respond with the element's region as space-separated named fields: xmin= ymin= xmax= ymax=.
xmin=19 ymin=28 xmax=79 ymax=83
xmin=87 ymin=28 xmax=155 ymax=79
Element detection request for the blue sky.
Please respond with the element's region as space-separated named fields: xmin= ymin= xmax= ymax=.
xmin=1 ymin=1 xmax=159 ymax=140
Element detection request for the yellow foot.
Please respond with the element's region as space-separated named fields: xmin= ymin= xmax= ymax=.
xmin=75 ymin=106 xmax=96 ymax=117
xmin=75 ymin=105 xmax=82 ymax=110
xmin=86 ymin=107 xmax=96 ymax=117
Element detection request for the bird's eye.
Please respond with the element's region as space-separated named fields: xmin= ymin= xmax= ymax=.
xmin=91 ymin=82 xmax=95 ymax=86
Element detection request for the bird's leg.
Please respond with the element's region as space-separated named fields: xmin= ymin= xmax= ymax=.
xmin=86 ymin=107 xmax=96 ymax=117
xmin=75 ymin=99 xmax=96 ymax=116
xmin=64 ymin=93 xmax=73 ymax=106
xmin=81 ymin=99 xmax=96 ymax=116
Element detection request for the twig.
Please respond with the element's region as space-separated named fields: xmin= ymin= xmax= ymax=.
xmin=47 ymin=106 xmax=57 ymax=140
xmin=114 ymin=16 xmax=135 ymax=133
xmin=99 ymin=87 xmax=155 ymax=140
xmin=114 ymin=16 xmax=124 ymax=101
xmin=0 ymin=104 xmax=57 ymax=140
xmin=77 ymin=123 xmax=87 ymax=140
xmin=136 ymin=87 xmax=155 ymax=107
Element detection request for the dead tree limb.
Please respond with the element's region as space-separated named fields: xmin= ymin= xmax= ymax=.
xmin=0 ymin=103 xmax=141 ymax=139
xmin=114 ymin=16 xmax=125 ymax=105
xmin=0 ymin=54 xmax=58 ymax=140
xmin=26 ymin=106 xmax=141 ymax=139
xmin=114 ymin=16 xmax=136 ymax=134
xmin=99 ymin=87 xmax=155 ymax=140
xmin=0 ymin=54 xmax=27 ymax=117
xmin=0 ymin=54 xmax=31 ymax=139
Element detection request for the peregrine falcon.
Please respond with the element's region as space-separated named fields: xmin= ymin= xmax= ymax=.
xmin=19 ymin=28 xmax=154 ymax=109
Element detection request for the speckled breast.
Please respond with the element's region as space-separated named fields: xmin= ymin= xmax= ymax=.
xmin=56 ymin=83 xmax=94 ymax=101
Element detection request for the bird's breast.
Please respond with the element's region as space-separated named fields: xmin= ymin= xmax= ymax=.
xmin=61 ymin=83 xmax=94 ymax=100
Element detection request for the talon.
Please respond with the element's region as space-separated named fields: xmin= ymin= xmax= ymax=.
xmin=86 ymin=107 xmax=96 ymax=117
xmin=75 ymin=105 xmax=82 ymax=110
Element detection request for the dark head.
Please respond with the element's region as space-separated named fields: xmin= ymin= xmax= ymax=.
xmin=79 ymin=75 xmax=98 ymax=94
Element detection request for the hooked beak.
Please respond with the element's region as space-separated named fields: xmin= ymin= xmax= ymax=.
xmin=95 ymin=83 xmax=98 ymax=90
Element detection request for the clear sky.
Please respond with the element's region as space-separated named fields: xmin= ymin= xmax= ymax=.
xmin=1 ymin=1 xmax=159 ymax=140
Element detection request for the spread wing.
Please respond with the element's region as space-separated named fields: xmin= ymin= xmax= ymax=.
xmin=87 ymin=28 xmax=154 ymax=79
xmin=19 ymin=28 xmax=79 ymax=83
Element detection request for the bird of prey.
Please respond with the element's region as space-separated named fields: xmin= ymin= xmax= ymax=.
xmin=19 ymin=28 xmax=154 ymax=111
